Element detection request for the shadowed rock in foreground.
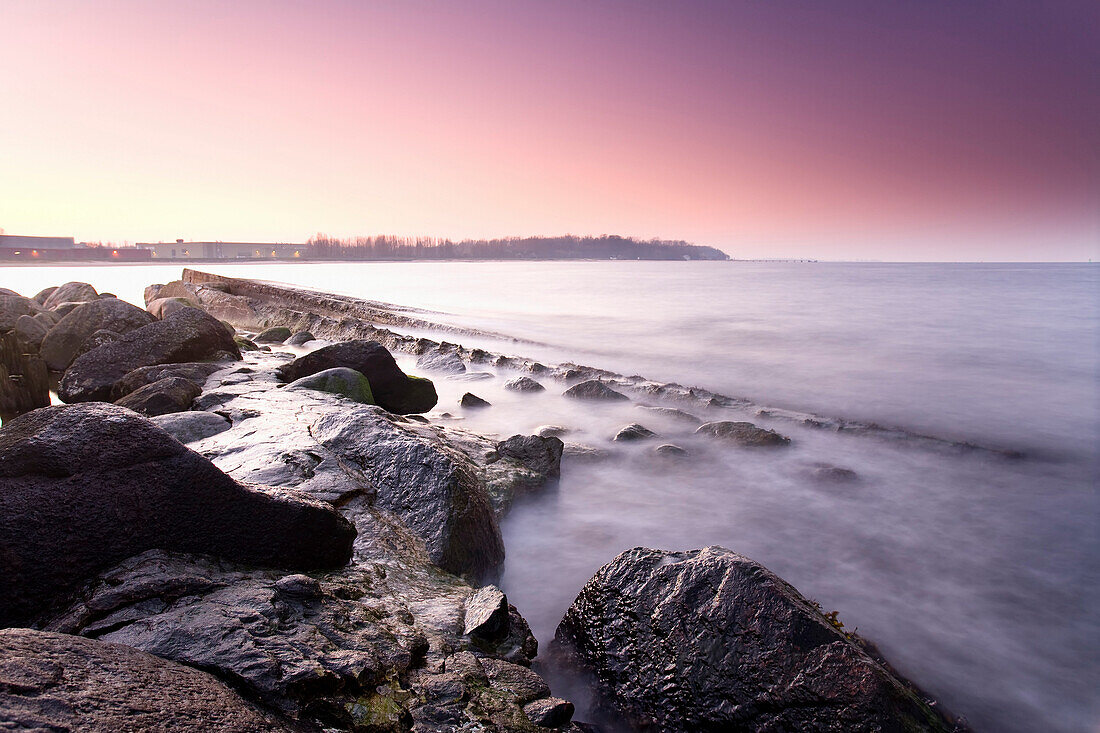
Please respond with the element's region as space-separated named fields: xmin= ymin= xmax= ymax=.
xmin=0 ymin=403 xmax=355 ymax=627
xmin=554 ymin=546 xmax=965 ymax=733
xmin=0 ymin=629 xmax=298 ymax=732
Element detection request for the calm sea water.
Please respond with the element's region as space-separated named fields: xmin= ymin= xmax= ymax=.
xmin=5 ymin=261 xmax=1098 ymax=732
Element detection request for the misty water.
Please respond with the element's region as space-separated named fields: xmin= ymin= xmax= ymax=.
xmin=7 ymin=261 xmax=1098 ymax=732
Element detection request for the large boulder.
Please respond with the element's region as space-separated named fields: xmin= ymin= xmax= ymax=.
xmin=13 ymin=314 xmax=48 ymax=350
xmin=111 ymin=361 xmax=224 ymax=399
xmin=696 ymin=420 xmax=791 ymax=447
xmin=39 ymin=297 xmax=156 ymax=371
xmin=0 ymin=331 xmax=49 ymax=422
xmin=276 ymin=340 xmax=437 ymax=414
xmin=42 ymin=281 xmax=98 ymax=310
xmin=0 ymin=403 xmax=355 ymax=627
xmin=114 ymin=376 xmax=202 ymax=416
xmin=284 ymin=367 xmax=375 ymax=404
xmin=0 ymin=294 xmax=42 ymax=331
xmin=147 ymin=296 xmax=199 ymax=319
xmin=495 ymin=434 xmax=563 ymax=482
xmin=32 ymin=286 xmax=57 ymax=305
xmin=504 ymin=376 xmax=545 ymax=392
xmin=59 ymin=307 xmax=240 ymax=403
xmin=554 ymin=546 xmax=961 ymax=733
xmin=0 ymin=629 xmax=295 ymax=732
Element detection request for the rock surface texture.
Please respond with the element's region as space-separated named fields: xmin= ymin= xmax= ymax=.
xmin=39 ymin=297 xmax=156 ymax=371
xmin=0 ymin=629 xmax=298 ymax=732
xmin=554 ymin=546 xmax=963 ymax=733
xmin=0 ymin=403 xmax=355 ymax=627
xmin=696 ymin=420 xmax=791 ymax=447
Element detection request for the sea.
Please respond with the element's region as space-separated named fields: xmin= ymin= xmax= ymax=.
xmin=5 ymin=260 xmax=1098 ymax=732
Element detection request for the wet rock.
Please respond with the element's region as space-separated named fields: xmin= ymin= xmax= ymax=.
xmin=496 ymin=434 xmax=563 ymax=481
xmin=0 ymin=629 xmax=296 ymax=732
xmin=805 ymin=463 xmax=860 ymax=483
xmin=655 ymin=443 xmax=688 ymax=456
xmin=481 ymin=658 xmax=551 ymax=704
xmin=524 ymin=697 xmax=575 ymax=728
xmin=32 ymin=286 xmax=57 ymax=305
xmin=235 ymin=335 xmax=261 ymax=351
xmin=276 ymin=340 xmax=437 ymax=414
xmin=0 ymin=331 xmax=50 ymax=422
xmin=39 ymin=298 xmax=157 ymax=371
xmin=696 ymin=420 xmax=791 ymax=447
xmin=150 ymin=410 xmax=232 ymax=443
xmin=147 ymin=296 xmax=199 ymax=319
xmin=563 ymin=379 xmax=629 ymax=402
xmin=59 ymin=308 xmax=241 ymax=403
xmin=451 ymin=371 xmax=494 ymax=382
xmin=112 ymin=361 xmax=224 ymax=400
xmin=613 ymin=423 xmax=656 ymax=442
xmin=504 ymin=376 xmax=545 ymax=392
xmin=554 ymin=546 xmax=959 ymax=733
xmin=114 ymin=376 xmax=203 ymax=416
xmin=461 ymin=392 xmax=492 ymax=408
xmin=13 ymin=314 xmax=48 ymax=350
xmin=536 ymin=424 xmax=570 ymax=438
xmin=0 ymin=294 xmax=42 ymax=331
xmin=562 ymin=443 xmax=612 ymax=462
xmin=42 ymin=281 xmax=98 ymax=310
xmin=0 ymin=403 xmax=355 ymax=626
xmin=285 ymin=367 xmax=375 ymax=404
xmin=256 ymin=326 xmax=292 ymax=343
xmin=286 ymin=330 xmax=315 ymax=345
xmin=636 ymin=404 xmax=702 ymax=425
xmin=417 ymin=349 xmax=467 ymax=374
xmin=464 ymin=585 xmax=509 ymax=637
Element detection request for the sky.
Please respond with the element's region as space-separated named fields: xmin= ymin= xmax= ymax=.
xmin=1 ymin=0 xmax=1097 ymax=260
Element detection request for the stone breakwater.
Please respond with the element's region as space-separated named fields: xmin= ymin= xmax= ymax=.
xmin=0 ymin=276 xmax=966 ymax=732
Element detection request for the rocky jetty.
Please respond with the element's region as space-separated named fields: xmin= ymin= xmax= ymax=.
xmin=554 ymin=546 xmax=966 ymax=732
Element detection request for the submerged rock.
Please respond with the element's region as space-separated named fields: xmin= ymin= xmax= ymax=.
xmin=554 ymin=546 xmax=961 ymax=733
xmin=536 ymin=424 xmax=570 ymax=438
xmin=0 ymin=629 xmax=296 ymax=732
xmin=276 ymin=340 xmax=437 ymax=414
xmin=563 ymin=379 xmax=629 ymax=402
xmin=286 ymin=330 xmax=315 ymax=345
xmin=417 ymin=349 xmax=467 ymax=374
xmin=285 ymin=367 xmax=375 ymax=404
xmin=655 ymin=443 xmax=688 ymax=456
xmin=696 ymin=420 xmax=791 ymax=447
xmin=461 ymin=392 xmax=491 ymax=408
xmin=636 ymin=404 xmax=702 ymax=425
xmin=0 ymin=403 xmax=355 ymax=626
xmin=613 ymin=423 xmax=656 ymax=442
xmin=59 ymin=308 xmax=241 ymax=403
xmin=255 ymin=326 xmax=292 ymax=343
xmin=114 ymin=375 xmax=202 ymax=416
xmin=504 ymin=376 xmax=545 ymax=392
xmin=39 ymin=297 xmax=156 ymax=371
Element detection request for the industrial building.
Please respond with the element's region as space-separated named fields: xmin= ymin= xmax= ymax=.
xmin=140 ymin=241 xmax=307 ymax=259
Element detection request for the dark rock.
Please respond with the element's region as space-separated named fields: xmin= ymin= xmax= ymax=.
xmin=504 ymin=376 xmax=545 ymax=392
xmin=13 ymin=314 xmax=48 ymax=350
xmin=0 ymin=287 xmax=19 ymax=296
xmin=235 ymin=335 xmax=261 ymax=351
xmin=554 ymin=546 xmax=960 ymax=733
xmin=655 ymin=443 xmax=688 ymax=456
xmin=59 ymin=308 xmax=241 ymax=403
xmin=0 ymin=629 xmax=296 ymax=732
xmin=42 ymin=281 xmax=98 ymax=310
xmin=114 ymin=376 xmax=202 ymax=416
xmin=74 ymin=329 xmax=121 ymax=359
xmin=285 ymin=367 xmax=375 ymax=404
xmin=417 ymin=349 xmax=467 ymax=374
xmin=274 ymin=573 xmax=323 ymax=600
xmin=285 ymin=330 xmax=315 ymax=345
xmin=469 ymin=348 xmax=492 ymax=362
xmin=32 ymin=286 xmax=57 ymax=305
xmin=524 ymin=697 xmax=575 ymax=728
xmin=0 ymin=294 xmax=42 ymax=331
xmin=481 ymin=658 xmax=551 ymax=704
xmin=276 ymin=340 xmax=438 ymax=414
xmin=496 ymin=434 xmax=563 ymax=481
xmin=147 ymin=296 xmax=199 ymax=319
xmin=461 ymin=392 xmax=491 ymax=408
xmin=256 ymin=326 xmax=292 ymax=343
xmin=695 ymin=420 xmax=791 ymax=447
xmin=0 ymin=331 xmax=50 ymax=422
xmin=806 ymin=463 xmax=860 ymax=483
xmin=464 ymin=585 xmax=509 ymax=637
xmin=0 ymin=403 xmax=355 ymax=626
xmin=112 ymin=361 xmax=224 ymax=400
xmin=39 ymin=298 xmax=156 ymax=371
xmin=613 ymin=423 xmax=656 ymax=442
xmin=563 ymin=380 xmax=629 ymax=402
xmin=150 ymin=410 xmax=232 ymax=443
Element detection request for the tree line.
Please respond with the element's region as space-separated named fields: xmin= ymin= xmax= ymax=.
xmin=305 ymin=234 xmax=728 ymax=261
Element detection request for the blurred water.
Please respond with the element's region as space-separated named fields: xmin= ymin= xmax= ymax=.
xmin=5 ymin=260 xmax=1098 ymax=732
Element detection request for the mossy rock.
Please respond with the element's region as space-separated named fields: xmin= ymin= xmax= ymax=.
xmin=234 ymin=336 xmax=260 ymax=352
xmin=285 ymin=367 xmax=375 ymax=404
xmin=385 ymin=374 xmax=437 ymax=414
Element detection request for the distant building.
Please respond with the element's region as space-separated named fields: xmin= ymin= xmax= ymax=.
xmin=138 ymin=242 xmax=308 ymax=259
xmin=0 ymin=234 xmax=77 ymax=250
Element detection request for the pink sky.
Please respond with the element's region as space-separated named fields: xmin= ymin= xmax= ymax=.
xmin=1 ymin=1 xmax=1096 ymax=260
